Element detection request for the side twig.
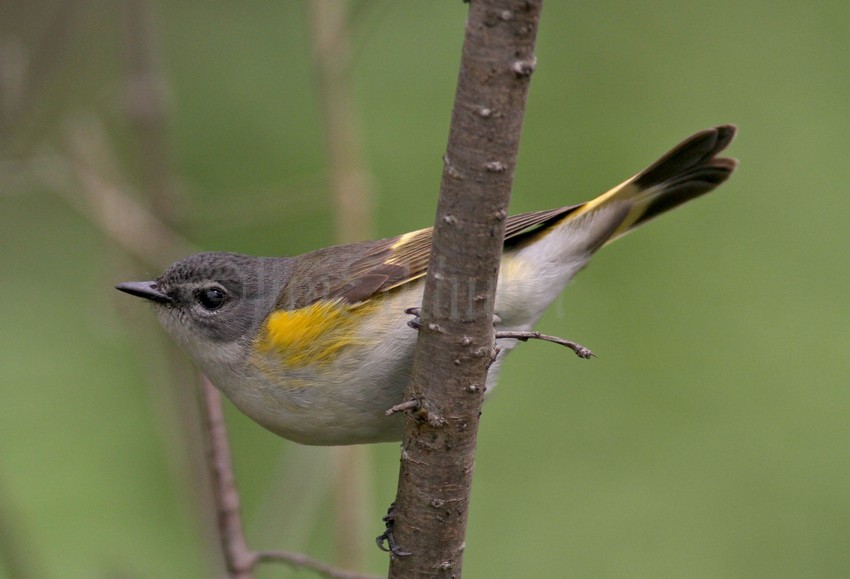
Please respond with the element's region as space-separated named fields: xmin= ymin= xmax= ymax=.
xmin=494 ymin=331 xmax=594 ymax=358
xmin=385 ymin=400 xmax=420 ymax=416
xmin=256 ymin=551 xmax=381 ymax=579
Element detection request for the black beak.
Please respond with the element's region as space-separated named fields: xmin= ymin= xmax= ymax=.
xmin=115 ymin=281 xmax=172 ymax=304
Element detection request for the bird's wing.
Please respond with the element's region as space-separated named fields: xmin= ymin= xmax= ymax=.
xmin=321 ymin=205 xmax=580 ymax=304
xmin=300 ymin=125 xmax=737 ymax=307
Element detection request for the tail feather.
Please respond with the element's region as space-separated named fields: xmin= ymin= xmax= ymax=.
xmin=630 ymin=126 xmax=738 ymax=228
xmin=499 ymin=125 xmax=737 ymax=328
xmin=634 ymin=156 xmax=737 ymax=227
xmin=571 ymin=125 xmax=738 ymax=245
xmin=632 ymin=125 xmax=737 ymax=190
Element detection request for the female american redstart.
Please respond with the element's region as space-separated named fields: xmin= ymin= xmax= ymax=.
xmin=117 ymin=125 xmax=737 ymax=445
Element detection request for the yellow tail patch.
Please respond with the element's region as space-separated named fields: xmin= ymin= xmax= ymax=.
xmin=256 ymin=299 xmax=369 ymax=367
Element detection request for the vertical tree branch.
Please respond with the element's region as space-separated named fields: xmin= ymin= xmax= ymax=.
xmin=389 ymin=1 xmax=543 ymax=576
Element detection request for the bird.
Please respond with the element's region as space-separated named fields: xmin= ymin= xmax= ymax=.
xmin=116 ymin=125 xmax=737 ymax=446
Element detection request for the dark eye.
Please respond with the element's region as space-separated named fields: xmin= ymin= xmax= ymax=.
xmin=197 ymin=286 xmax=226 ymax=310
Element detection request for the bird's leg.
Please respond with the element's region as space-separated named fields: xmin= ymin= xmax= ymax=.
xmin=375 ymin=502 xmax=412 ymax=557
xmin=404 ymin=307 xmax=422 ymax=329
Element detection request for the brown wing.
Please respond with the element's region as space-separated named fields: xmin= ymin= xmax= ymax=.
xmin=322 ymin=204 xmax=581 ymax=304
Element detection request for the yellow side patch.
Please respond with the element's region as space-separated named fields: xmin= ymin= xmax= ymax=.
xmin=256 ymin=300 xmax=370 ymax=367
xmin=500 ymin=253 xmax=527 ymax=282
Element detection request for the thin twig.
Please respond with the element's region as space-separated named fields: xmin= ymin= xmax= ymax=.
xmin=405 ymin=305 xmax=594 ymax=359
xmin=256 ymin=550 xmax=381 ymax=579
xmin=385 ymin=400 xmax=419 ymax=416
xmin=494 ymin=330 xmax=595 ymax=359
xmin=198 ymin=375 xmax=257 ymax=579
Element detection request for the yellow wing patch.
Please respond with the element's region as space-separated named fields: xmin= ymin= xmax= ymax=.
xmin=256 ymin=299 xmax=374 ymax=367
xmin=388 ymin=227 xmax=429 ymax=253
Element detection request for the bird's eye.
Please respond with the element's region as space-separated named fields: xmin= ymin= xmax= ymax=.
xmin=197 ymin=286 xmax=226 ymax=310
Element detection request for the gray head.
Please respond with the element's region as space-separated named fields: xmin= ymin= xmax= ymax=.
xmin=116 ymin=252 xmax=291 ymax=367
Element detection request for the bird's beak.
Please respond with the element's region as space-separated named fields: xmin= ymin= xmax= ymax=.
xmin=115 ymin=281 xmax=172 ymax=304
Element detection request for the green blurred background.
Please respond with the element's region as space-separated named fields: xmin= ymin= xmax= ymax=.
xmin=2 ymin=1 xmax=849 ymax=577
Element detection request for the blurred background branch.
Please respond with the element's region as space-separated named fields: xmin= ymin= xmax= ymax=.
xmin=0 ymin=0 xmax=81 ymax=152
xmin=308 ymin=0 xmax=376 ymax=571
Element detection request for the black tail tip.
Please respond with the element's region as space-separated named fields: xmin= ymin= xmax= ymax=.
xmin=712 ymin=124 xmax=738 ymax=153
xmin=634 ymin=124 xmax=739 ymax=189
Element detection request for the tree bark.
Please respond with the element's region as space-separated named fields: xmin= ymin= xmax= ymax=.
xmin=388 ymin=1 xmax=543 ymax=576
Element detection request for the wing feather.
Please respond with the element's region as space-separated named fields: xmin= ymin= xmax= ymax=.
xmin=325 ymin=205 xmax=581 ymax=302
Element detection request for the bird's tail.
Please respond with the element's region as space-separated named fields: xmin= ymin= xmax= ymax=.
xmin=497 ymin=125 xmax=737 ymax=329
xmin=569 ymin=124 xmax=738 ymax=251
xmin=504 ymin=126 xmax=737 ymax=302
